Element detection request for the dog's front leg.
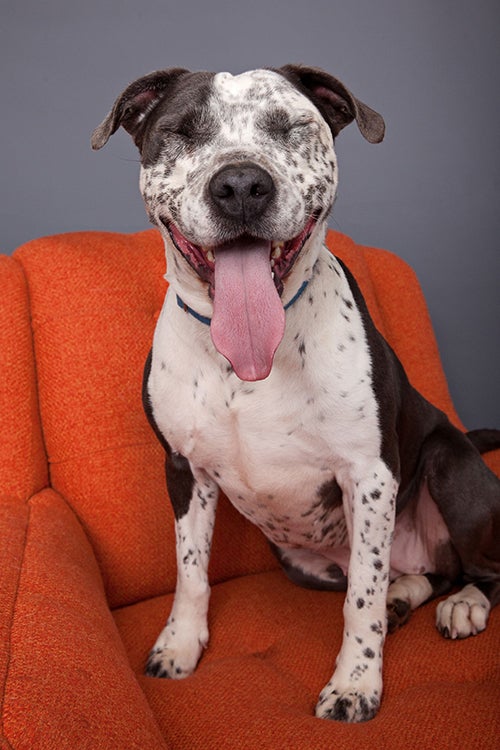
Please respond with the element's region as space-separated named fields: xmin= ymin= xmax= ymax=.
xmin=316 ymin=463 xmax=398 ymax=722
xmin=146 ymin=455 xmax=218 ymax=679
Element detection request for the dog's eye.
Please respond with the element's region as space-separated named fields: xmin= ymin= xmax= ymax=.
xmin=289 ymin=116 xmax=319 ymax=133
xmin=160 ymin=122 xmax=197 ymax=140
xmin=282 ymin=119 xmax=319 ymax=142
xmin=158 ymin=111 xmax=216 ymax=144
xmin=175 ymin=119 xmax=202 ymax=140
xmin=259 ymin=109 xmax=318 ymax=140
xmin=261 ymin=109 xmax=290 ymax=136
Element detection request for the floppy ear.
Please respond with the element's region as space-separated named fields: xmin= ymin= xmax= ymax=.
xmin=91 ymin=68 xmax=190 ymax=150
xmin=277 ymin=64 xmax=385 ymax=143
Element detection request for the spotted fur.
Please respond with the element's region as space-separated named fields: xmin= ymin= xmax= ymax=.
xmin=93 ymin=65 xmax=500 ymax=723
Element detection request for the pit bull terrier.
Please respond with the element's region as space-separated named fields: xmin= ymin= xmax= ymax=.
xmin=92 ymin=64 xmax=500 ymax=722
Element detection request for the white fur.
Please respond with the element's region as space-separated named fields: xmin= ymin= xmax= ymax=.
xmin=387 ymin=574 xmax=434 ymax=610
xmin=95 ymin=64 xmax=499 ymax=725
xmin=140 ymin=70 xmax=337 ymax=297
xmin=436 ymin=584 xmax=490 ymax=639
xmin=148 ymin=239 xmax=397 ymax=718
xmin=144 ymin=69 xmax=398 ymax=721
xmin=147 ymin=468 xmax=217 ymax=678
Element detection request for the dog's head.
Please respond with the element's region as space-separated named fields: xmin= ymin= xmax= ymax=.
xmin=92 ymin=65 xmax=384 ymax=380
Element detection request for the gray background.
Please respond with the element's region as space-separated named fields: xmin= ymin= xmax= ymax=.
xmin=2 ymin=0 xmax=499 ymax=428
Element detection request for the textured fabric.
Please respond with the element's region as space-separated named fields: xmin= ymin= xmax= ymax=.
xmin=1 ymin=229 xmax=498 ymax=749
xmin=0 ymin=490 xmax=167 ymax=749
xmin=0 ymin=255 xmax=48 ymax=501
xmin=13 ymin=230 xmax=277 ymax=608
xmin=115 ymin=570 xmax=500 ymax=750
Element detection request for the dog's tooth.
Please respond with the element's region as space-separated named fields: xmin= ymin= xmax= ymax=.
xmin=271 ymin=243 xmax=284 ymax=260
xmin=206 ymin=250 xmax=215 ymax=263
xmin=271 ymin=259 xmax=275 ymax=268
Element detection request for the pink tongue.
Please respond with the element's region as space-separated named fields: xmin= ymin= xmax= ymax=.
xmin=210 ymin=239 xmax=285 ymax=381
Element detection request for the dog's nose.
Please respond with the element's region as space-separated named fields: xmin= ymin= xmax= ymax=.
xmin=208 ymin=163 xmax=275 ymax=222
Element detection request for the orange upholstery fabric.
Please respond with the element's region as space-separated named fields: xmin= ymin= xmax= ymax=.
xmin=1 ymin=229 xmax=498 ymax=749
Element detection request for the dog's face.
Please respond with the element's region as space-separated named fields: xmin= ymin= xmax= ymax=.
xmin=92 ymin=65 xmax=384 ymax=379
xmin=140 ymin=69 xmax=337 ymax=290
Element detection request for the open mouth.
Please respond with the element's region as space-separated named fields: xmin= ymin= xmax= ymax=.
xmin=163 ymin=216 xmax=318 ymax=382
xmin=164 ymin=216 xmax=317 ymax=297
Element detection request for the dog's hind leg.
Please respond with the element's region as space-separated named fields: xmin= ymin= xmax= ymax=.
xmin=386 ymin=573 xmax=452 ymax=632
xmin=422 ymin=423 xmax=500 ymax=638
xmin=435 ymin=583 xmax=492 ymax=639
xmin=269 ymin=544 xmax=348 ymax=591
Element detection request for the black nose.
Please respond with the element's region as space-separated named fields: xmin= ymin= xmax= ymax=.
xmin=208 ymin=163 xmax=275 ymax=222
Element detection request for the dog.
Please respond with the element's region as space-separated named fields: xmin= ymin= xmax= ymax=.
xmin=92 ymin=64 xmax=500 ymax=722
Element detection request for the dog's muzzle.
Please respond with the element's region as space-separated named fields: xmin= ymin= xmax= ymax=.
xmin=165 ymin=162 xmax=317 ymax=382
xmin=167 ymin=214 xmax=317 ymax=383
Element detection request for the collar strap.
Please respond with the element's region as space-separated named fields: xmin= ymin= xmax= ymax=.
xmin=176 ymin=279 xmax=310 ymax=327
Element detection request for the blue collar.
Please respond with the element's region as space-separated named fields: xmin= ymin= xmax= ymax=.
xmin=176 ymin=279 xmax=310 ymax=326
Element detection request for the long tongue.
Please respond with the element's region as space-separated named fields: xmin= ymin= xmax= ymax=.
xmin=210 ymin=239 xmax=285 ymax=381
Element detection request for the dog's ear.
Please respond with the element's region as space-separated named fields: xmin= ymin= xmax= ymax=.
xmin=277 ymin=64 xmax=385 ymax=144
xmin=91 ymin=68 xmax=190 ymax=150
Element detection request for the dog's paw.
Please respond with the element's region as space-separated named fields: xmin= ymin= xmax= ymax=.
xmin=145 ymin=622 xmax=208 ymax=679
xmin=386 ymin=597 xmax=411 ymax=633
xmin=436 ymin=584 xmax=490 ymax=640
xmin=315 ymin=681 xmax=381 ymax=723
xmin=386 ymin=574 xmax=435 ymax=632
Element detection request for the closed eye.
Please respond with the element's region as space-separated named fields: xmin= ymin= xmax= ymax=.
xmin=258 ymin=108 xmax=318 ymax=138
xmin=157 ymin=110 xmax=217 ymax=144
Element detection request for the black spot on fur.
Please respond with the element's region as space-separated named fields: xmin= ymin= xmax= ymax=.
xmin=317 ymin=477 xmax=343 ymax=511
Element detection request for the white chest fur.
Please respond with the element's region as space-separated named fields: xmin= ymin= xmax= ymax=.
xmin=148 ymin=247 xmax=382 ymax=551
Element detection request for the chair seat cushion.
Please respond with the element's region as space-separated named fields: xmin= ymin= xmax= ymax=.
xmin=114 ymin=569 xmax=500 ymax=749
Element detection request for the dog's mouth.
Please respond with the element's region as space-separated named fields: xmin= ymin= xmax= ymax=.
xmin=165 ymin=217 xmax=317 ymax=297
xmin=164 ymin=217 xmax=317 ymax=382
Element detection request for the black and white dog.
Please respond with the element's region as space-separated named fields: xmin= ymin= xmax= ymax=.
xmin=92 ymin=65 xmax=500 ymax=722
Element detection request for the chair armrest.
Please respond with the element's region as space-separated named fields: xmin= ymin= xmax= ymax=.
xmin=0 ymin=489 xmax=168 ymax=749
xmin=0 ymin=255 xmax=48 ymax=500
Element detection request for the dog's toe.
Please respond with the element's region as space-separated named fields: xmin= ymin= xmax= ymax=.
xmin=386 ymin=597 xmax=411 ymax=632
xmin=315 ymin=683 xmax=380 ymax=723
xmin=145 ymin=623 xmax=208 ymax=679
xmin=145 ymin=649 xmax=173 ymax=679
xmin=436 ymin=584 xmax=490 ymax=639
xmin=145 ymin=644 xmax=202 ymax=679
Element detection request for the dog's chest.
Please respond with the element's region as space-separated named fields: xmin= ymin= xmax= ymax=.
xmin=149 ymin=252 xmax=381 ymax=549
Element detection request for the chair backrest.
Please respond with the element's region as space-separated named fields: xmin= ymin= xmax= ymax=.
xmin=10 ymin=229 xmax=460 ymax=608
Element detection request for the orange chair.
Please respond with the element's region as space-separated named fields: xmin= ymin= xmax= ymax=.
xmin=1 ymin=229 xmax=498 ymax=749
